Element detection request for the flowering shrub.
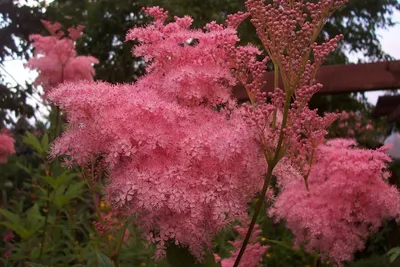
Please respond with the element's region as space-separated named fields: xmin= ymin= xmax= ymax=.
xmin=2 ymin=0 xmax=399 ymax=267
xmin=48 ymin=9 xmax=266 ymax=258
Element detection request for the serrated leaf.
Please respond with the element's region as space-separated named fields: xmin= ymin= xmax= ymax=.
xmin=97 ymin=251 xmax=115 ymax=267
xmin=0 ymin=222 xmax=31 ymax=239
xmin=0 ymin=209 xmax=20 ymax=225
xmin=41 ymin=172 xmax=77 ymax=190
xmin=388 ymin=247 xmax=400 ymax=263
xmin=16 ymin=162 xmax=32 ymax=174
xmin=25 ymin=204 xmax=45 ymax=232
xmin=41 ymin=133 xmax=49 ymax=152
xmin=23 ymin=131 xmax=43 ymax=153
xmin=41 ymin=175 xmax=59 ymax=189
xmin=65 ymin=180 xmax=85 ymax=197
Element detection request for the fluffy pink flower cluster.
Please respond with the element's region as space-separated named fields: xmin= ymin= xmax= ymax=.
xmin=125 ymin=7 xmax=242 ymax=107
xmin=25 ymin=20 xmax=98 ymax=95
xmin=0 ymin=131 xmax=15 ymax=164
xmin=270 ymin=139 xmax=400 ymax=264
xmin=215 ymin=224 xmax=268 ymax=267
xmin=48 ymin=8 xmax=265 ymax=259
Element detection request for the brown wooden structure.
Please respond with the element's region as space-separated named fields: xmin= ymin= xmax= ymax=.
xmin=232 ymin=60 xmax=400 ymax=101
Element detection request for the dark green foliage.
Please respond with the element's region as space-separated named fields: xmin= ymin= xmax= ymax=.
xmin=0 ymin=128 xmax=159 ymax=266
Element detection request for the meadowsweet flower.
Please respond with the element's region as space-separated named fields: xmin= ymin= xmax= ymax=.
xmin=270 ymin=139 xmax=400 ymax=265
xmin=48 ymin=8 xmax=266 ymax=259
xmin=25 ymin=20 xmax=98 ymax=95
xmin=214 ymin=224 xmax=268 ymax=267
xmin=0 ymin=131 xmax=15 ymax=164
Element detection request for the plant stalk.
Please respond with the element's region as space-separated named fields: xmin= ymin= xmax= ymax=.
xmin=233 ymin=87 xmax=292 ymax=267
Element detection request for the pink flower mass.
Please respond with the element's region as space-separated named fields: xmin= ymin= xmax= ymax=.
xmin=26 ymin=20 xmax=98 ymax=95
xmin=215 ymin=224 xmax=268 ymax=267
xmin=43 ymin=1 xmax=400 ymax=266
xmin=48 ymin=8 xmax=266 ymax=259
xmin=271 ymin=139 xmax=400 ymax=264
xmin=0 ymin=131 xmax=15 ymax=164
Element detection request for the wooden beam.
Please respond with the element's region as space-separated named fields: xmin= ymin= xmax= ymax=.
xmin=232 ymin=60 xmax=400 ymax=101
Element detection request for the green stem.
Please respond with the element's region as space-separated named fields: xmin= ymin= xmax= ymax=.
xmin=233 ymin=88 xmax=292 ymax=267
xmin=233 ymin=166 xmax=273 ymax=267
xmin=313 ymin=253 xmax=319 ymax=267
xmin=38 ymin=186 xmax=58 ymax=259
xmin=111 ymin=219 xmax=130 ymax=267
xmin=38 ymin=156 xmax=54 ymax=260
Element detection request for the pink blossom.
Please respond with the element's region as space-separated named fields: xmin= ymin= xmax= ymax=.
xmin=0 ymin=131 xmax=15 ymax=164
xmin=3 ymin=249 xmax=11 ymax=259
xmin=2 ymin=228 xmax=14 ymax=259
xmin=48 ymin=9 xmax=266 ymax=259
xmin=215 ymin=224 xmax=268 ymax=267
xmin=3 ymin=231 xmax=14 ymax=242
xmin=270 ymin=139 xmax=400 ymax=265
xmin=25 ymin=20 xmax=98 ymax=95
xmin=340 ymin=111 xmax=349 ymax=120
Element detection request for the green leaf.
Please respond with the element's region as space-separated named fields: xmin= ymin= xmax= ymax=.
xmin=23 ymin=131 xmax=43 ymax=153
xmin=41 ymin=175 xmax=59 ymax=189
xmin=166 ymin=244 xmax=220 ymax=267
xmin=41 ymin=133 xmax=49 ymax=152
xmin=97 ymin=252 xmax=115 ymax=267
xmin=53 ymin=180 xmax=85 ymax=208
xmin=25 ymin=204 xmax=45 ymax=232
xmin=388 ymin=247 xmax=400 ymax=263
xmin=16 ymin=162 xmax=32 ymax=174
xmin=64 ymin=180 xmax=86 ymax=198
xmin=41 ymin=172 xmax=77 ymax=190
xmin=0 ymin=222 xmax=31 ymax=239
xmin=0 ymin=209 xmax=20 ymax=225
